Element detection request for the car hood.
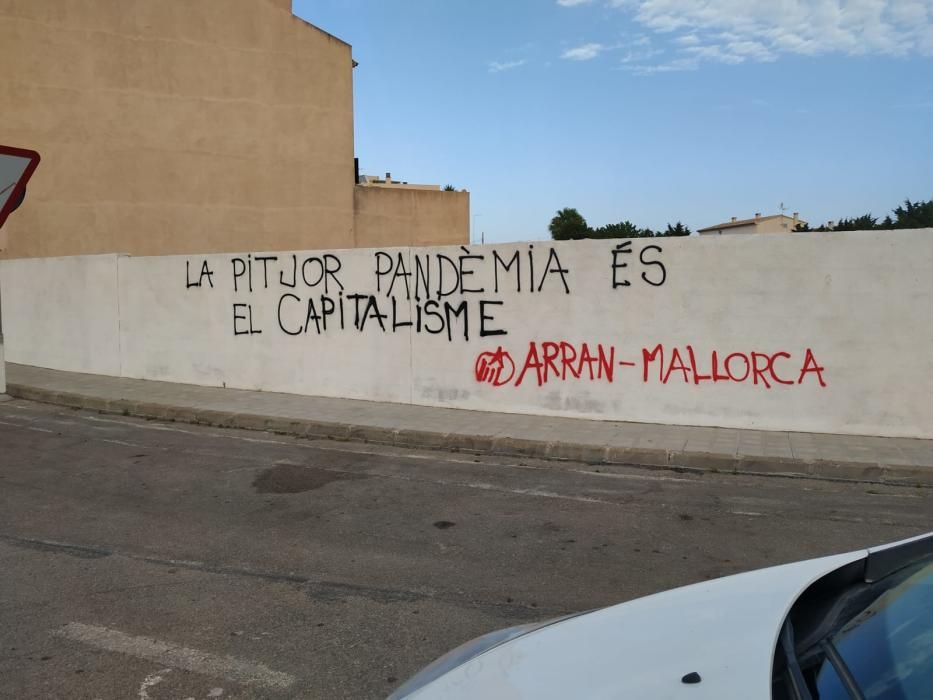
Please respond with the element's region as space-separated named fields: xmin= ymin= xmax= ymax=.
xmin=404 ymin=549 xmax=870 ymax=699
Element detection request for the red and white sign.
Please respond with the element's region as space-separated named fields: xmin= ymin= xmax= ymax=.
xmin=0 ymin=145 xmax=41 ymax=230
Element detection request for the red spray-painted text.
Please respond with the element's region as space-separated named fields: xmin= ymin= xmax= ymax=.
xmin=474 ymin=342 xmax=827 ymax=389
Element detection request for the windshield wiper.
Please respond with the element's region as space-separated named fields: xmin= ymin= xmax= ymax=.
xmin=820 ymin=640 xmax=866 ymax=700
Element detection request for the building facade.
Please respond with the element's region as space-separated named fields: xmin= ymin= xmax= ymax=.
xmin=0 ymin=0 xmax=468 ymax=259
xmin=357 ymin=172 xmax=443 ymax=191
xmin=698 ymin=213 xmax=805 ymax=236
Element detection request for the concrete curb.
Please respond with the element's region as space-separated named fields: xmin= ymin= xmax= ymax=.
xmin=7 ymin=382 xmax=931 ymax=487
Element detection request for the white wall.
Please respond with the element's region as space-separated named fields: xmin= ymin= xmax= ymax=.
xmin=118 ymin=249 xmax=413 ymax=402
xmin=0 ymin=254 xmax=122 ymax=376
xmin=0 ymin=275 xmax=5 ymax=393
xmin=2 ymin=230 xmax=932 ymax=438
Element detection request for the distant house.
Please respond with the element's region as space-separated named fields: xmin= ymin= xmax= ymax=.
xmin=698 ymin=212 xmax=806 ymax=236
xmin=358 ymin=172 xmax=442 ymax=192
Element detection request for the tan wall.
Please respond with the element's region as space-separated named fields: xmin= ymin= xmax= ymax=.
xmin=698 ymin=224 xmax=757 ymax=236
xmin=0 ymin=0 xmax=356 ymax=258
xmin=353 ymin=186 xmax=469 ymax=248
xmin=360 ymin=182 xmax=441 ymax=191
xmin=699 ymin=217 xmax=801 ymax=235
xmin=755 ymin=218 xmax=796 ymax=234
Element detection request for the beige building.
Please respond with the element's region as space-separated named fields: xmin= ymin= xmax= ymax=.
xmin=0 ymin=0 xmax=468 ymax=259
xmin=357 ymin=172 xmax=445 ymax=191
xmin=698 ymin=213 xmax=806 ymax=236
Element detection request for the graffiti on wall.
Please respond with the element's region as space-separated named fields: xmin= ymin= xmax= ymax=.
xmin=475 ymin=342 xmax=826 ymax=389
xmin=185 ymin=243 xmax=663 ymax=341
xmin=186 ymin=242 xmax=826 ymax=390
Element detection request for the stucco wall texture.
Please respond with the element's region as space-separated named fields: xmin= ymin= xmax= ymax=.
xmin=3 ymin=230 xmax=932 ymax=438
xmin=353 ymin=187 xmax=470 ymax=248
xmin=0 ymin=0 xmax=467 ymax=258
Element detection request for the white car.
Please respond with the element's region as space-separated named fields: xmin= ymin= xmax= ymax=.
xmin=389 ymin=532 xmax=933 ymax=699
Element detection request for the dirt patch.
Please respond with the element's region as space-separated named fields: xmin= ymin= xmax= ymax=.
xmin=253 ymin=463 xmax=367 ymax=494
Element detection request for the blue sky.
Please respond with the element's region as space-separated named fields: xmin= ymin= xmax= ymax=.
xmin=295 ymin=0 xmax=933 ymax=242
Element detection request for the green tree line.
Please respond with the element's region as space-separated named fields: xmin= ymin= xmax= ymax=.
xmin=549 ymin=208 xmax=691 ymax=241
xmin=796 ymin=198 xmax=933 ymax=232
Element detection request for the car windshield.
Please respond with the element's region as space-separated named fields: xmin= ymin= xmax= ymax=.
xmin=815 ymin=562 xmax=933 ymax=699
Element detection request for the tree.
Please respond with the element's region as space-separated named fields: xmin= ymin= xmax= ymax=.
xmin=549 ymin=208 xmax=590 ymax=241
xmin=811 ymin=197 xmax=931 ymax=232
xmin=590 ymin=221 xmax=655 ymax=239
xmin=443 ymin=184 xmax=456 ymax=191
xmin=892 ymin=199 xmax=933 ymax=229
xmin=663 ymin=221 xmax=691 ymax=237
xmin=548 ymin=209 xmax=698 ymax=240
xmin=833 ymin=214 xmax=878 ymax=231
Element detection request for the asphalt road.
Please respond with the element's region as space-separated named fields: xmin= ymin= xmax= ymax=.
xmin=1 ymin=398 xmax=931 ymax=699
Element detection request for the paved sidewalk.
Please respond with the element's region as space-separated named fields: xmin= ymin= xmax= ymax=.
xmin=6 ymin=363 xmax=933 ymax=486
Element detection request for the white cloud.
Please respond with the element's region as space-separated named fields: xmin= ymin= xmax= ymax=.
xmin=683 ymin=44 xmax=745 ymax=64
xmin=561 ymin=42 xmax=606 ymax=60
xmin=726 ymin=39 xmax=775 ymax=61
xmin=488 ymin=59 xmax=527 ymax=73
xmin=619 ymin=47 xmax=663 ymax=62
xmin=556 ymin=0 xmax=592 ymax=6
xmin=623 ymin=56 xmax=699 ymax=74
xmin=629 ymin=0 xmax=931 ymax=55
xmin=601 ymin=0 xmax=933 ymax=72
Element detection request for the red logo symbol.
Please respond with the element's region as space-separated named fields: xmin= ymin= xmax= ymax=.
xmin=474 ymin=347 xmax=515 ymax=387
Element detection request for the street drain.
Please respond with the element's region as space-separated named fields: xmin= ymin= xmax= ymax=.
xmin=252 ymin=464 xmax=367 ymax=494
